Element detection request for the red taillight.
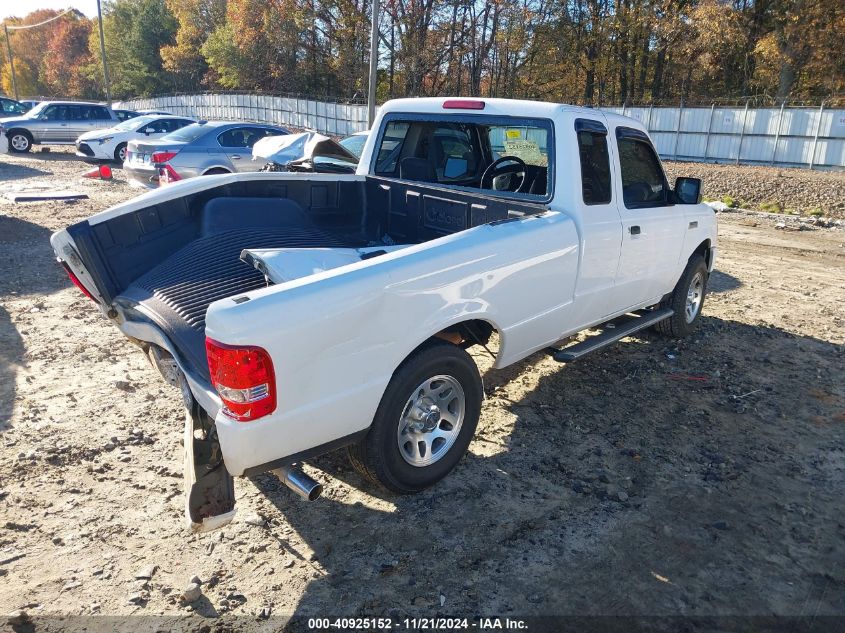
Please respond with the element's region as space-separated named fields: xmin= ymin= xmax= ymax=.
xmin=60 ymin=261 xmax=99 ymax=303
xmin=442 ymin=99 xmax=485 ymax=110
xmin=206 ymin=337 xmax=276 ymax=422
xmin=151 ymin=150 xmax=178 ymax=163
xmin=158 ymin=164 xmax=181 ymax=184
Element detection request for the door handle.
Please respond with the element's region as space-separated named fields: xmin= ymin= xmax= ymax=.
xmin=230 ymin=155 xmax=241 ymax=159
xmin=629 ymin=225 xmax=641 ymax=235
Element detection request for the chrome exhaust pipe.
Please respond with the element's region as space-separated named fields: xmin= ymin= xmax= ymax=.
xmin=272 ymin=467 xmax=323 ymax=501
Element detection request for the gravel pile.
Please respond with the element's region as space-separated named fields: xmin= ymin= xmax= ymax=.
xmin=664 ymin=161 xmax=845 ymax=218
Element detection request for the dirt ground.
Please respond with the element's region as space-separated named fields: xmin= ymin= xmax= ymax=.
xmin=1 ymin=148 xmax=844 ymax=629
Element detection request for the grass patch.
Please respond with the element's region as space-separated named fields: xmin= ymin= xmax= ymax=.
xmin=809 ymin=208 xmax=824 ymax=217
xmin=758 ymin=201 xmax=784 ymax=213
xmin=721 ymin=195 xmax=739 ymax=208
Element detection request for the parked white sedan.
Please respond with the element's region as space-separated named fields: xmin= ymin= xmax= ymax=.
xmin=75 ymin=114 xmax=195 ymax=163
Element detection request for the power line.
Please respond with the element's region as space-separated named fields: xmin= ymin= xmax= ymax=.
xmin=2 ymin=7 xmax=110 ymax=104
xmin=4 ymin=8 xmax=76 ymax=30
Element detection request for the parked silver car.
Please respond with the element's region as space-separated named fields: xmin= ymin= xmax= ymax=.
xmin=124 ymin=120 xmax=289 ymax=187
xmin=0 ymin=101 xmax=119 ymax=152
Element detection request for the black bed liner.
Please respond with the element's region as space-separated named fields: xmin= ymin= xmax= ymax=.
xmin=117 ymin=226 xmax=355 ymax=381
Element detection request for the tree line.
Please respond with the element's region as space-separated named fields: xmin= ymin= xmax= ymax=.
xmin=1 ymin=0 xmax=843 ymax=105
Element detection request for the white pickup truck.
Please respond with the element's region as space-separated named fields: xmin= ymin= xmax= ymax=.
xmin=52 ymin=98 xmax=717 ymax=530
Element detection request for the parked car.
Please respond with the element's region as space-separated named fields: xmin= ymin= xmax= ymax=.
xmin=137 ymin=109 xmax=174 ymax=116
xmin=19 ymin=99 xmax=41 ymax=111
xmin=124 ymin=120 xmax=289 ymax=187
xmin=113 ymin=109 xmax=141 ymax=122
xmin=0 ymin=101 xmax=119 ymax=152
xmin=75 ymin=114 xmax=196 ymax=163
xmin=51 ymin=97 xmax=716 ymax=530
xmin=338 ymin=130 xmax=369 ymax=158
xmin=253 ymin=131 xmax=359 ymax=173
xmin=0 ymin=96 xmax=28 ymax=119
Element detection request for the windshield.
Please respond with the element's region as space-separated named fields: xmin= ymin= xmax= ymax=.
xmin=113 ymin=115 xmax=156 ymax=132
xmin=339 ymin=134 xmax=367 ymax=158
xmin=161 ymin=123 xmax=208 ymax=143
xmin=25 ymin=102 xmax=49 ymax=118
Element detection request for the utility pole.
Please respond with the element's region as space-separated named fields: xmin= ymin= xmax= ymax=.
xmin=3 ymin=24 xmax=18 ymax=100
xmin=96 ymin=0 xmax=111 ymax=104
xmin=367 ymin=0 xmax=380 ymax=127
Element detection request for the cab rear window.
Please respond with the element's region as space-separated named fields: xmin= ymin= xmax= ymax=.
xmin=372 ymin=115 xmax=554 ymax=200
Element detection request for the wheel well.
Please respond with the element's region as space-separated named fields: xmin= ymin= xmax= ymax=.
xmin=203 ymin=167 xmax=231 ymax=175
xmin=692 ymin=239 xmax=712 ymax=269
xmin=7 ymin=128 xmax=32 ymax=139
xmin=406 ymin=319 xmax=498 ymax=361
xmin=389 ymin=319 xmax=498 ymax=394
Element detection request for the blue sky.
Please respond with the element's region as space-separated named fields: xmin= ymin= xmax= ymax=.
xmin=1 ymin=1 xmax=98 ymax=21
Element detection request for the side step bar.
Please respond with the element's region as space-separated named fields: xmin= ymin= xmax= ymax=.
xmin=550 ymin=308 xmax=673 ymax=363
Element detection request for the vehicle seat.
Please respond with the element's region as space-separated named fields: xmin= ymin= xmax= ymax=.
xmin=528 ymin=167 xmax=548 ymax=195
xmin=400 ymin=157 xmax=437 ymax=182
xmin=623 ymin=182 xmax=652 ymax=204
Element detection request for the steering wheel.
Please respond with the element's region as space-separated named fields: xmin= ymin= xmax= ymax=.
xmin=481 ymin=156 xmax=527 ymax=192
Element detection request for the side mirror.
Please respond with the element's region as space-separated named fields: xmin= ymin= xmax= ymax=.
xmin=674 ymin=177 xmax=702 ymax=204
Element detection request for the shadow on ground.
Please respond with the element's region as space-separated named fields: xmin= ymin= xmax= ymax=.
xmin=708 ymin=269 xmax=742 ymax=293
xmin=0 ymin=215 xmax=69 ymax=431
xmin=0 ymin=163 xmax=51 ymax=180
xmin=251 ymin=316 xmax=844 ymax=624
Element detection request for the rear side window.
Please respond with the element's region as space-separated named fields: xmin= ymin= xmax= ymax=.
xmin=576 ymin=125 xmax=611 ymax=205
xmin=617 ymin=131 xmax=666 ymax=207
xmin=218 ymin=127 xmax=280 ymax=148
xmin=170 ymin=119 xmax=192 ymax=132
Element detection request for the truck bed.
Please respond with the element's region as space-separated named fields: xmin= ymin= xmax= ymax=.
xmin=61 ymin=174 xmax=546 ymax=383
xmin=117 ymin=226 xmax=354 ymax=380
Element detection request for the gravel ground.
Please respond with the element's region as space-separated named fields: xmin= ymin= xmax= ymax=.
xmin=664 ymin=161 xmax=845 ymax=218
xmin=1 ymin=149 xmax=844 ymax=629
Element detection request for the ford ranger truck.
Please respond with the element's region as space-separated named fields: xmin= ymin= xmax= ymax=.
xmin=51 ymin=98 xmax=717 ymax=531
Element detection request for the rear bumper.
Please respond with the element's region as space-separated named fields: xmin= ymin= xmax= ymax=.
xmin=124 ymin=163 xmax=159 ymax=188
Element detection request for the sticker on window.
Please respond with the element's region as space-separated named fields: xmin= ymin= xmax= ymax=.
xmin=504 ymin=139 xmax=546 ymax=165
xmin=505 ymin=129 xmax=522 ymax=139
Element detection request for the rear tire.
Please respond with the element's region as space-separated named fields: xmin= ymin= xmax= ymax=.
xmin=348 ymin=341 xmax=482 ymax=494
xmin=655 ymin=255 xmax=708 ymax=338
xmin=8 ymin=130 xmax=32 ymax=153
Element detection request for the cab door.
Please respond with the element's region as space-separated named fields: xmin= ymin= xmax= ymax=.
xmin=37 ymin=104 xmax=67 ymax=142
xmin=568 ymin=117 xmax=625 ymax=327
xmin=613 ymin=127 xmax=686 ymax=308
xmin=215 ymin=126 xmax=262 ymax=172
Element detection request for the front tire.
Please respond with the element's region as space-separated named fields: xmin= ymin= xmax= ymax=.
xmin=114 ymin=143 xmax=127 ymax=163
xmin=8 ymin=130 xmax=32 ymax=153
xmin=655 ymin=255 xmax=709 ymax=338
xmin=349 ymin=341 xmax=482 ymax=493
